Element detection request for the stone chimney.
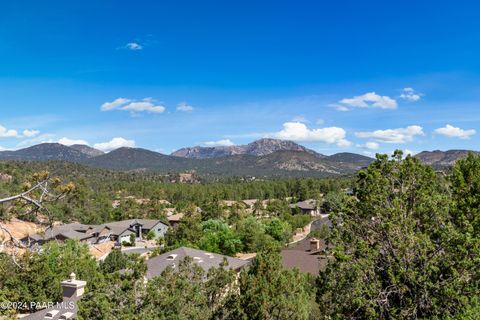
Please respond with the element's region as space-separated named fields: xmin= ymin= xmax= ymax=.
xmin=309 ymin=238 xmax=320 ymax=252
xmin=61 ymin=272 xmax=86 ymax=301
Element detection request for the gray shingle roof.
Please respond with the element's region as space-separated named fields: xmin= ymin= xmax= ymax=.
xmin=146 ymin=247 xmax=250 ymax=279
xmin=21 ymin=298 xmax=79 ymax=320
xmin=289 ymin=199 xmax=318 ymax=210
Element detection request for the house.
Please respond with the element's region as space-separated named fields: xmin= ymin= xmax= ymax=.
xmin=289 ymin=199 xmax=321 ymax=216
xmin=145 ymin=247 xmax=250 ymax=280
xmin=281 ymin=237 xmax=329 ymax=276
xmin=21 ymin=219 xmax=169 ymax=247
xmin=167 ymin=212 xmax=184 ymax=226
xmin=22 ymin=272 xmax=86 ymax=320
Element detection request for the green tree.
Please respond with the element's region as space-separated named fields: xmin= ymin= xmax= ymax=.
xmin=198 ymin=219 xmax=242 ymax=255
xmin=129 ymin=233 xmax=136 ymax=246
xmin=146 ymin=229 xmax=156 ymax=240
xmin=229 ymin=246 xmax=314 ymax=320
xmin=0 ymin=240 xmax=100 ymax=313
xmin=235 ymin=216 xmax=273 ymax=252
xmin=100 ymin=249 xmax=128 ymax=274
xmin=265 ymin=218 xmax=292 ymax=243
xmin=317 ymin=151 xmax=477 ymax=319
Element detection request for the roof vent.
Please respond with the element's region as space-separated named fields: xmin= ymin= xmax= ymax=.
xmin=59 ymin=312 xmax=74 ymax=319
xmin=193 ymin=257 xmax=203 ymax=263
xmin=204 ymin=253 xmax=215 ymax=259
xmin=166 ymin=254 xmax=177 ymax=260
xmin=45 ymin=309 xmax=59 ymax=319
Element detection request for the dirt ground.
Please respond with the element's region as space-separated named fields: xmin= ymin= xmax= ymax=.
xmin=89 ymin=241 xmax=115 ymax=259
xmin=0 ymin=218 xmax=44 ymax=241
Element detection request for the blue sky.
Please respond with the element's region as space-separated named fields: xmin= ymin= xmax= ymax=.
xmin=1 ymin=1 xmax=480 ymax=155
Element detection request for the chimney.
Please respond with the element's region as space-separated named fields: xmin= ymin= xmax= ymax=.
xmin=61 ymin=272 xmax=86 ymax=301
xmin=309 ymin=238 xmax=320 ymax=252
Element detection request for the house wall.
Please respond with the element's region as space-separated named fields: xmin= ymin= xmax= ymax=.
xmin=118 ymin=233 xmax=132 ymax=244
xmin=145 ymin=222 xmax=169 ymax=239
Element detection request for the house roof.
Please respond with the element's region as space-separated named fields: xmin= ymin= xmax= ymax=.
xmin=25 ymin=219 xmax=168 ymax=244
xmin=146 ymin=247 xmax=250 ymax=279
xmin=57 ymin=230 xmax=93 ymax=241
xmin=22 ymin=298 xmax=80 ymax=320
xmin=23 ymin=233 xmax=45 ymax=241
xmin=281 ymin=237 xmax=329 ymax=276
xmin=289 ymin=199 xmax=318 ymax=210
xmin=167 ymin=213 xmax=184 ymax=223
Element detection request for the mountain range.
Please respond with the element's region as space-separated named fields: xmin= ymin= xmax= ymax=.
xmin=171 ymin=138 xmax=322 ymax=159
xmin=414 ymin=150 xmax=479 ymax=169
xmin=0 ymin=139 xmax=476 ymax=177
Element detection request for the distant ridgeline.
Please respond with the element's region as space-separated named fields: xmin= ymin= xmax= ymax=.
xmin=0 ymin=139 xmax=474 ymax=178
xmin=0 ymin=139 xmax=374 ymax=178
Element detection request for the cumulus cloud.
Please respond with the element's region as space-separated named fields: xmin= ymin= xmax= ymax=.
xmin=336 ymin=92 xmax=397 ymax=111
xmin=357 ymin=141 xmax=380 ymax=150
xmin=101 ymin=97 xmax=165 ymax=114
xmin=122 ymin=101 xmax=165 ymax=113
xmin=101 ymin=98 xmax=131 ymax=111
xmin=58 ymin=137 xmax=89 ymax=146
xmin=0 ymin=125 xmax=18 ymax=138
xmin=400 ymin=88 xmax=422 ymax=101
xmin=203 ymin=139 xmax=235 ymax=147
xmin=270 ymin=122 xmax=351 ymax=147
xmin=93 ymin=137 xmax=136 ymax=152
xmin=124 ymin=42 xmax=143 ymax=50
xmin=22 ymin=129 xmax=40 ymax=138
xmin=355 ymin=125 xmax=424 ymax=143
xmin=434 ymin=124 xmax=476 ymax=139
xmin=176 ymin=102 xmax=194 ymax=112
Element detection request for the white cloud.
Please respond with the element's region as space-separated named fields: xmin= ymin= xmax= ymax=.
xmin=93 ymin=137 xmax=136 ymax=152
xmin=176 ymin=102 xmax=194 ymax=112
xmin=22 ymin=129 xmax=40 ymax=138
xmin=122 ymin=101 xmax=165 ymax=113
xmin=355 ymin=125 xmax=424 ymax=143
xmin=337 ymin=139 xmax=353 ymax=147
xmin=58 ymin=137 xmax=89 ymax=146
xmin=101 ymin=98 xmax=131 ymax=111
xmin=291 ymin=115 xmax=308 ymax=123
xmin=0 ymin=125 xmax=18 ymax=138
xmin=203 ymin=139 xmax=235 ymax=147
xmin=404 ymin=149 xmax=415 ymax=156
xmin=17 ymin=133 xmax=55 ymax=147
xmin=357 ymin=141 xmax=380 ymax=150
xmin=434 ymin=124 xmax=476 ymax=139
xmin=337 ymin=92 xmax=397 ymax=110
xmin=270 ymin=122 xmax=351 ymax=147
xmin=125 ymin=42 xmax=143 ymax=50
xmin=330 ymin=104 xmax=350 ymax=112
xmin=400 ymin=88 xmax=422 ymax=101
xmin=101 ymin=97 xmax=165 ymax=114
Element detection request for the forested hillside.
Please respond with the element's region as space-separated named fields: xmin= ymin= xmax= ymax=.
xmin=0 ymin=152 xmax=479 ymax=319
